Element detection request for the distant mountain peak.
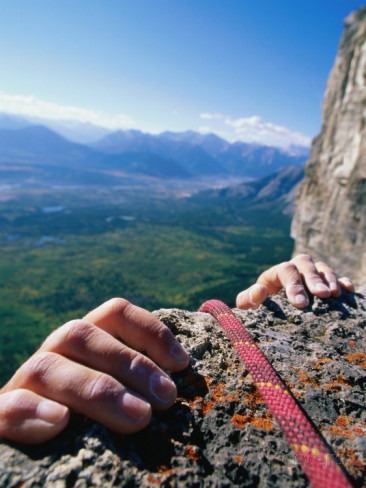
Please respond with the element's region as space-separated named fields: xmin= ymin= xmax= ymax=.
xmin=0 ymin=116 xmax=308 ymax=185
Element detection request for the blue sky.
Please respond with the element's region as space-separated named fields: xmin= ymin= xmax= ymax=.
xmin=0 ymin=0 xmax=365 ymax=147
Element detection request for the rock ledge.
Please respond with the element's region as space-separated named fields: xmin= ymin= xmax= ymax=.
xmin=0 ymin=292 xmax=365 ymax=487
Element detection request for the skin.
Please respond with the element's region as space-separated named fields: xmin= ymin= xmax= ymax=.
xmin=0 ymin=254 xmax=354 ymax=444
xmin=236 ymin=254 xmax=354 ymax=309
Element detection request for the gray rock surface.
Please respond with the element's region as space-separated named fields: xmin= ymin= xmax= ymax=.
xmin=292 ymin=6 xmax=366 ymax=287
xmin=0 ymin=291 xmax=365 ymax=487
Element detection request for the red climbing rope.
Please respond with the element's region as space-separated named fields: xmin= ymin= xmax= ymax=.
xmin=199 ymin=299 xmax=353 ymax=488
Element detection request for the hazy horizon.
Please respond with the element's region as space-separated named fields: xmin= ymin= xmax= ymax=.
xmin=1 ymin=0 xmax=365 ymax=149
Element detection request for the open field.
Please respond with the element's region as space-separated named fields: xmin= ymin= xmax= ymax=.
xmin=0 ymin=185 xmax=294 ymax=384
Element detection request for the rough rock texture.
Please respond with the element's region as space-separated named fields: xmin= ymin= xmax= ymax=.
xmin=0 ymin=292 xmax=365 ymax=487
xmin=292 ymin=7 xmax=366 ymax=287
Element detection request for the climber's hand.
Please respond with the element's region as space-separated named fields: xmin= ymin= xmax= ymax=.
xmin=236 ymin=253 xmax=354 ymax=310
xmin=0 ymin=298 xmax=189 ymax=444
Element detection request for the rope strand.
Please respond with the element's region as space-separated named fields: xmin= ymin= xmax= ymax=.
xmin=199 ymin=299 xmax=353 ymax=488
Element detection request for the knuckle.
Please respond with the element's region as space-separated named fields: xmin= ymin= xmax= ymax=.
xmin=0 ymin=390 xmax=29 ymax=418
xmin=107 ymin=297 xmax=131 ymax=316
xmin=278 ymin=261 xmax=297 ymax=274
xmin=315 ymin=262 xmax=336 ymax=278
xmin=294 ymin=253 xmax=312 ymax=262
xmin=142 ymin=318 xmax=173 ymax=348
xmin=83 ymin=373 xmax=120 ymax=403
xmin=43 ymin=320 xmax=95 ymax=352
xmin=21 ymin=352 xmax=58 ymax=385
xmin=154 ymin=324 xmax=173 ymax=344
xmin=287 ymin=283 xmax=305 ymax=295
xmin=62 ymin=320 xmax=95 ymax=348
xmin=124 ymin=351 xmax=153 ymax=377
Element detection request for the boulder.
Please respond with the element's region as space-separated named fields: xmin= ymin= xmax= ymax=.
xmin=1 ymin=291 xmax=365 ymax=487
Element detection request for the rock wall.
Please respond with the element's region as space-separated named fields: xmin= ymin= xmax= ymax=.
xmin=291 ymin=7 xmax=366 ymax=287
xmin=1 ymin=292 xmax=365 ymax=487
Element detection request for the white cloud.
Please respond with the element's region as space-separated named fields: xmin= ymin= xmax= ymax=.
xmin=199 ymin=111 xmax=311 ymax=148
xmin=200 ymin=112 xmax=223 ymax=120
xmin=0 ymin=91 xmax=136 ymax=129
xmin=224 ymin=115 xmax=311 ymax=148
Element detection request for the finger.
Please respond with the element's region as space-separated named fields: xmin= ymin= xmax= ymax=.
xmin=339 ymin=277 xmax=355 ymax=292
xmin=83 ymin=298 xmax=189 ymax=372
xmin=4 ymin=352 xmax=152 ymax=435
xmin=236 ymin=284 xmax=267 ymax=309
xmin=291 ymin=254 xmax=331 ymax=297
xmin=315 ymin=261 xmax=341 ymax=297
xmin=0 ymin=389 xmax=69 ymax=444
xmin=257 ymin=262 xmax=310 ymax=308
xmin=41 ymin=320 xmax=177 ymax=410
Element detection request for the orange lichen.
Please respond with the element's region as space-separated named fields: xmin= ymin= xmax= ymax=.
xmin=146 ymin=473 xmax=161 ymax=485
xmin=157 ymin=466 xmax=177 ymax=476
xmin=337 ymin=446 xmax=366 ymax=476
xmin=185 ymin=444 xmax=199 ymax=462
xmin=308 ymin=361 xmax=322 ymax=371
xmin=284 ymin=380 xmax=303 ymax=390
xmin=231 ymin=412 xmax=273 ymax=431
xmin=337 ymin=416 xmax=353 ymax=427
xmin=201 ymin=400 xmax=215 ymax=416
xmin=189 ymin=378 xmax=240 ymax=415
xmin=318 ymin=356 xmax=332 ymax=363
xmin=232 ymin=414 xmax=247 ymax=428
xmin=347 ymin=352 xmax=366 ymax=369
xmin=349 ymin=340 xmax=356 ymax=347
xmin=252 ymin=412 xmax=273 ymax=431
xmin=232 ymin=455 xmax=243 ymax=464
xmin=328 ymin=416 xmax=366 ymax=440
xmin=325 ymin=374 xmax=353 ymax=392
xmin=295 ymin=369 xmax=320 ymax=388
xmin=325 ymin=384 xmax=341 ymax=393
xmin=243 ymin=389 xmax=264 ymax=410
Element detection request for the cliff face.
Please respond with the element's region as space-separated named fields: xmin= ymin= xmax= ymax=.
xmin=292 ymin=7 xmax=366 ymax=287
xmin=1 ymin=292 xmax=365 ymax=487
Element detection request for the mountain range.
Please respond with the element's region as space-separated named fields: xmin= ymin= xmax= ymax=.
xmin=192 ymin=164 xmax=304 ymax=217
xmin=0 ymin=112 xmax=308 ymax=185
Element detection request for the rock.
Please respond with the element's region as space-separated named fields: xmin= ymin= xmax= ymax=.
xmin=0 ymin=291 xmax=365 ymax=487
xmin=292 ymin=6 xmax=366 ymax=287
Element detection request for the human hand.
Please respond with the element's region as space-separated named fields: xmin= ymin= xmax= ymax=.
xmin=236 ymin=254 xmax=354 ymax=310
xmin=0 ymin=298 xmax=189 ymax=444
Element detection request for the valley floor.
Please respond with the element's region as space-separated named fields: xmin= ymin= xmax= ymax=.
xmin=0 ymin=184 xmax=294 ymax=384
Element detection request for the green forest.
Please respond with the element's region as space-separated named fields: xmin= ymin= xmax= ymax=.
xmin=0 ymin=185 xmax=294 ymax=385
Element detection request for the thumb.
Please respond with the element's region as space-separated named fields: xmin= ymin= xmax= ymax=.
xmin=0 ymin=389 xmax=69 ymax=444
xmin=236 ymin=283 xmax=268 ymax=310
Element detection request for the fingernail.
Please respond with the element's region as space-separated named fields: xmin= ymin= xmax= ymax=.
xmin=315 ymin=283 xmax=330 ymax=293
xmin=150 ymin=372 xmax=176 ymax=403
xmin=37 ymin=400 xmax=68 ymax=424
xmin=248 ymin=290 xmax=256 ymax=306
xmin=340 ymin=278 xmax=354 ymax=292
xmin=295 ymin=294 xmax=309 ymax=307
xmin=341 ymin=277 xmax=352 ymax=285
xmin=249 ymin=284 xmax=266 ymax=307
xmin=330 ymin=282 xmax=339 ymax=293
xmin=170 ymin=341 xmax=189 ymax=364
xmin=120 ymin=392 xmax=151 ymax=421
